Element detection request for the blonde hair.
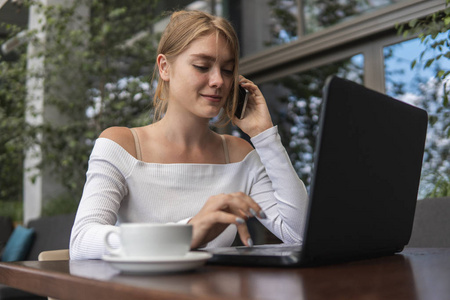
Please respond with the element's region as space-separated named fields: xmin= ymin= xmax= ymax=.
xmin=152 ymin=10 xmax=240 ymax=126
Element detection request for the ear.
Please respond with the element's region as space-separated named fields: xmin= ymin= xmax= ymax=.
xmin=157 ymin=54 xmax=170 ymax=81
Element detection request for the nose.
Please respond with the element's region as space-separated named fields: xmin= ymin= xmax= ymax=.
xmin=209 ymin=67 xmax=224 ymax=89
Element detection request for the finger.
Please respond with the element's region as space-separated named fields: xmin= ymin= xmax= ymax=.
xmin=239 ymin=80 xmax=261 ymax=97
xmin=236 ymin=222 xmax=253 ymax=247
xmin=206 ymin=211 xmax=253 ymax=247
xmin=189 ymin=211 xmax=248 ymax=249
xmin=239 ymin=76 xmax=255 ymax=90
xmin=207 ymin=193 xmax=266 ymax=220
xmin=207 ymin=210 xmax=247 ymax=226
xmin=202 ymin=194 xmax=248 ymax=222
xmin=229 ymin=192 xmax=267 ymax=219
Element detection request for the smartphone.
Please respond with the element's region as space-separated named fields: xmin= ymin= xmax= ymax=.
xmin=235 ymin=85 xmax=249 ymax=119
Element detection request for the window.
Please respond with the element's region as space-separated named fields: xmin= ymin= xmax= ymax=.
xmin=235 ymin=0 xmax=447 ymax=198
xmin=384 ymin=35 xmax=450 ymax=199
xmin=238 ymin=0 xmax=413 ymax=56
xmin=302 ymin=0 xmax=409 ymax=35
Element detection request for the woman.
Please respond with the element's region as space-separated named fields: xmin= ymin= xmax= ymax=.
xmin=70 ymin=10 xmax=308 ymax=260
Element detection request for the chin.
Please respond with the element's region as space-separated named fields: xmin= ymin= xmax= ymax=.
xmin=203 ymin=109 xmax=222 ymax=119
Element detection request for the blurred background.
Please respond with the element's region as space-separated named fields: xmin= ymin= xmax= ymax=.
xmin=1 ymin=0 xmax=449 ymax=226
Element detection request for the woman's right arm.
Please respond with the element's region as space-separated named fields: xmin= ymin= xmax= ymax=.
xmin=70 ymin=130 xmax=136 ymax=260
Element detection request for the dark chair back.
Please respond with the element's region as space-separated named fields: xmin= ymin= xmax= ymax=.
xmin=26 ymin=213 xmax=76 ymax=261
xmin=0 ymin=216 xmax=14 ymax=255
xmin=408 ymin=197 xmax=450 ymax=248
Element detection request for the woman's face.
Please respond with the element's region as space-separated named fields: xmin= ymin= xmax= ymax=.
xmin=161 ymin=33 xmax=235 ymax=120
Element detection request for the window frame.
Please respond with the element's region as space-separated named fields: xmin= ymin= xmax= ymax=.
xmin=239 ymin=0 xmax=445 ymax=93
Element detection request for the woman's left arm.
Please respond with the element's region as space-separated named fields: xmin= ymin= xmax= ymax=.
xmin=234 ymin=76 xmax=309 ymax=244
xmin=250 ymin=127 xmax=308 ymax=244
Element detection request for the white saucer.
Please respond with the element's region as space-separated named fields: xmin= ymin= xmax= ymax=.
xmin=102 ymin=251 xmax=213 ymax=274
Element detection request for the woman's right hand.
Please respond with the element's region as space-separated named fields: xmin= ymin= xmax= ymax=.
xmin=188 ymin=192 xmax=266 ymax=249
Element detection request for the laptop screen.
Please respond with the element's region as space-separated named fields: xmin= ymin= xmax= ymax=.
xmin=301 ymin=76 xmax=428 ymax=263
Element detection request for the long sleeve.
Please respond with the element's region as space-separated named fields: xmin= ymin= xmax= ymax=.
xmin=69 ymin=139 xmax=135 ymax=260
xmin=249 ymin=126 xmax=309 ymax=244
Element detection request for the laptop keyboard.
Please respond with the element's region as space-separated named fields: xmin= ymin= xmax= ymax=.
xmin=212 ymin=244 xmax=302 ymax=256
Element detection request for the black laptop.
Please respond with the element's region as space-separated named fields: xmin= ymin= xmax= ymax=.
xmin=207 ymin=76 xmax=428 ymax=267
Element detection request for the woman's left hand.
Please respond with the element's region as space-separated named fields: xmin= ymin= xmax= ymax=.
xmin=233 ymin=76 xmax=273 ymax=138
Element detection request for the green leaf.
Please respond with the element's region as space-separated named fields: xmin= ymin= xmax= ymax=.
xmin=445 ymin=17 xmax=450 ymax=26
xmin=408 ymin=19 xmax=418 ymax=28
xmin=109 ymin=7 xmax=127 ymax=19
xmin=443 ymin=83 xmax=449 ymax=107
xmin=419 ymin=50 xmax=426 ymax=60
xmin=425 ymin=58 xmax=435 ymax=68
xmin=429 ymin=115 xmax=438 ymax=125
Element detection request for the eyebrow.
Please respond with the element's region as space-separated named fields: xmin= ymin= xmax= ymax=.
xmin=190 ymin=53 xmax=235 ymax=64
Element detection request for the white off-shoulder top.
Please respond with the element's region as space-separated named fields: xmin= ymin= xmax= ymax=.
xmin=69 ymin=126 xmax=308 ymax=260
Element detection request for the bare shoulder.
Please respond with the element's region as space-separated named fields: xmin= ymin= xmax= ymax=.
xmin=224 ymin=134 xmax=254 ymax=163
xmin=99 ymin=126 xmax=137 ymax=158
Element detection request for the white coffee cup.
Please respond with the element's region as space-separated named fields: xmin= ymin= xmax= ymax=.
xmin=104 ymin=223 xmax=192 ymax=258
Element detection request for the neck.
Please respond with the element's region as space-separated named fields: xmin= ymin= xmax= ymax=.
xmin=155 ymin=111 xmax=214 ymax=147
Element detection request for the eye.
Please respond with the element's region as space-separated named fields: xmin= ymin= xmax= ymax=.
xmin=222 ymin=69 xmax=234 ymax=77
xmin=193 ymin=65 xmax=209 ymax=72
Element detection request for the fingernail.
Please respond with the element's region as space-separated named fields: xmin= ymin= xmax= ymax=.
xmin=259 ymin=210 xmax=267 ymax=219
xmin=247 ymin=238 xmax=254 ymax=247
xmin=249 ymin=208 xmax=257 ymax=217
xmin=236 ymin=217 xmax=245 ymax=224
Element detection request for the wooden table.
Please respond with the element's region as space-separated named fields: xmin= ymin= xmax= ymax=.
xmin=0 ymin=248 xmax=449 ymax=300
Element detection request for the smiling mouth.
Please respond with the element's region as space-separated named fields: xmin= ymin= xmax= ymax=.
xmin=201 ymin=94 xmax=222 ymax=102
